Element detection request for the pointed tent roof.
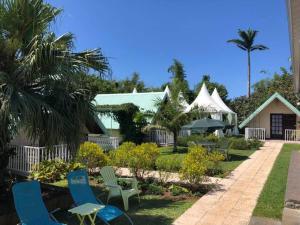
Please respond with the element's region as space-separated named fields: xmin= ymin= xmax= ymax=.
xmin=164 ymin=85 xmax=171 ymax=97
xmin=211 ymin=88 xmax=235 ymax=114
xmin=239 ymin=92 xmax=300 ymax=128
xmin=178 ymin=91 xmax=189 ymax=109
xmin=132 ymin=88 xmax=138 ymax=93
xmin=187 ymin=83 xmax=224 ymax=112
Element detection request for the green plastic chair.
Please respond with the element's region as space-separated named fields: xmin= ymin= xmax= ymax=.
xmin=100 ymin=166 xmax=140 ymax=211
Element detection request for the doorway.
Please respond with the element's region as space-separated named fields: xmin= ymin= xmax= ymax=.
xmin=270 ymin=114 xmax=296 ymax=139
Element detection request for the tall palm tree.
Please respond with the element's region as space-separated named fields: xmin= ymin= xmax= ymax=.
xmin=228 ymin=29 xmax=268 ymax=98
xmin=0 ymin=0 xmax=109 ymax=178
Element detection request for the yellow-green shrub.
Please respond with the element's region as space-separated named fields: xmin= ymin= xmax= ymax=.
xmin=109 ymin=142 xmax=136 ymax=167
xmin=128 ymin=143 xmax=160 ymax=178
xmin=207 ymin=151 xmax=225 ymax=175
xmin=180 ymin=146 xmax=209 ymax=184
xmin=76 ymin=142 xmax=108 ymax=172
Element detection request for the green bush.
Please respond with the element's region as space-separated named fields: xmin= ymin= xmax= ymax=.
xmin=180 ymin=146 xmax=210 ymax=184
xmin=146 ymin=183 xmax=165 ymax=195
xmin=155 ymin=155 xmax=182 ymax=172
xmin=128 ymin=143 xmax=160 ymax=179
xmin=109 ymin=142 xmax=136 ymax=167
xmin=168 ymin=184 xmax=190 ymax=196
xmin=180 ymin=145 xmax=224 ymax=184
xmin=76 ymin=141 xmax=109 ymax=172
xmin=229 ymin=138 xmax=249 ymax=150
xmin=30 ymin=160 xmax=85 ymax=183
xmin=207 ymin=151 xmax=225 ymax=175
xmin=229 ymin=137 xmax=263 ymax=150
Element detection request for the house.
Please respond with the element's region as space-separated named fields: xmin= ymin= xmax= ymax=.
xmin=239 ymin=92 xmax=300 ymax=139
xmin=286 ymin=0 xmax=300 ymax=92
xmin=93 ymin=88 xmax=170 ymax=134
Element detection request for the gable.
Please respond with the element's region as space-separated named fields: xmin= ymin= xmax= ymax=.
xmin=239 ymin=92 xmax=300 ymax=128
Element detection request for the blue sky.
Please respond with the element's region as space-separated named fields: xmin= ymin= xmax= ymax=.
xmin=48 ymin=0 xmax=290 ymax=99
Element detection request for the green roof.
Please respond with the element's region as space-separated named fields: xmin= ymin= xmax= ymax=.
xmin=94 ymin=92 xmax=168 ymax=129
xmin=239 ymin=92 xmax=300 ymax=129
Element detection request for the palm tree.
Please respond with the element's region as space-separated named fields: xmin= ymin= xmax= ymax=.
xmin=228 ymin=29 xmax=268 ymax=98
xmin=0 ymin=0 xmax=109 ymax=180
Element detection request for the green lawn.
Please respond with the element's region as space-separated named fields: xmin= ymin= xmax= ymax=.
xmin=157 ymin=146 xmax=256 ymax=177
xmin=253 ymin=143 xmax=300 ymax=219
xmin=52 ymin=180 xmax=196 ymax=225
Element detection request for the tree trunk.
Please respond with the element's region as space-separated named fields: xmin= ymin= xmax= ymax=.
xmin=247 ymin=51 xmax=251 ymax=98
xmin=173 ymin=131 xmax=178 ymax=153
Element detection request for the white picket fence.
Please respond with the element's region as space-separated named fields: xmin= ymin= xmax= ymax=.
xmin=285 ymin=129 xmax=300 ymax=142
xmin=147 ymin=129 xmax=174 ymax=146
xmin=87 ymin=135 xmax=119 ymax=151
xmin=245 ymin=128 xmax=266 ymax=141
xmin=7 ymin=144 xmax=71 ymax=176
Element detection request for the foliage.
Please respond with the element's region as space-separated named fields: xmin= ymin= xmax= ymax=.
xmin=155 ymin=155 xmax=182 ymax=172
xmin=30 ymin=159 xmax=85 ymax=183
xmin=97 ymin=103 xmax=148 ymax=143
xmin=128 ymin=143 xmax=160 ymax=179
xmin=230 ymin=68 xmax=298 ymax=124
xmin=207 ymin=151 xmax=225 ymax=175
xmin=168 ymin=59 xmax=190 ymax=101
xmin=168 ymin=184 xmax=190 ymax=196
xmin=109 ymin=142 xmax=136 ymax=167
xmin=194 ymin=75 xmax=229 ymax=103
xmin=178 ymin=134 xmax=220 ymax=147
xmin=145 ymin=183 xmax=165 ymax=195
xmin=229 ymin=137 xmax=262 ymax=150
xmin=76 ymin=142 xmax=108 ymax=172
xmin=228 ymin=28 xmax=268 ymax=97
xmin=180 ymin=146 xmax=210 ymax=184
xmin=0 ymin=0 xmax=109 ymax=178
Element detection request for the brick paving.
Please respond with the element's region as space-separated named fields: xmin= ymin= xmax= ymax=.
xmin=173 ymin=141 xmax=284 ymax=225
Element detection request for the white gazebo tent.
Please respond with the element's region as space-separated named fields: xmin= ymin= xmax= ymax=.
xmin=178 ymin=91 xmax=189 ymax=111
xmin=211 ymin=88 xmax=239 ymax=135
xmin=132 ymin=88 xmax=138 ymax=93
xmin=186 ymin=83 xmax=226 ymax=137
xmin=186 ymin=83 xmax=224 ymax=116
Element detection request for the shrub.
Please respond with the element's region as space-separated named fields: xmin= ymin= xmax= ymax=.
xmin=180 ymin=146 xmax=210 ymax=184
xmin=146 ymin=183 xmax=165 ymax=195
xmin=109 ymin=142 xmax=136 ymax=167
xmin=248 ymin=139 xmax=263 ymax=149
xmin=207 ymin=151 xmax=225 ymax=175
xmin=229 ymin=138 xmax=249 ymax=150
xmin=128 ymin=143 xmax=160 ymax=179
xmin=76 ymin=142 xmax=108 ymax=172
xmin=30 ymin=160 xmax=85 ymax=183
xmin=168 ymin=184 xmax=190 ymax=196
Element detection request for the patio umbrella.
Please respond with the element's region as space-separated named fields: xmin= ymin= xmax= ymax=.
xmin=182 ymin=118 xmax=225 ymax=132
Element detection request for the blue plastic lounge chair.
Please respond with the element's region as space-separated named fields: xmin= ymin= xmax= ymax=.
xmin=12 ymin=180 xmax=65 ymax=225
xmin=67 ymin=170 xmax=133 ymax=225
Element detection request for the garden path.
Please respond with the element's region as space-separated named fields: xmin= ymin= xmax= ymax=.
xmin=172 ymin=140 xmax=284 ymax=225
xmin=116 ymin=167 xmax=222 ymax=185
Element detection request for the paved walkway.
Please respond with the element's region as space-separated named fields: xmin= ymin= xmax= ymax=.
xmin=173 ymin=140 xmax=284 ymax=225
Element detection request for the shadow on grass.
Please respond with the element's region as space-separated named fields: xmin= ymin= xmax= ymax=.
xmin=55 ymin=196 xmax=186 ymax=225
xmin=228 ymin=153 xmax=250 ymax=162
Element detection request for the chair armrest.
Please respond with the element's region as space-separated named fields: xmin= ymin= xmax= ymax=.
xmin=106 ymin=184 xmax=122 ymax=190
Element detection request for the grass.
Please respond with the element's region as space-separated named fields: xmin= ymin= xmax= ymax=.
xmin=52 ymin=180 xmax=196 ymax=225
xmin=253 ymin=143 xmax=300 ymax=219
xmin=157 ymin=146 xmax=256 ymax=177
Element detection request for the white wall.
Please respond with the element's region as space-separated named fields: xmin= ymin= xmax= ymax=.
xmin=247 ymin=99 xmax=300 ymax=138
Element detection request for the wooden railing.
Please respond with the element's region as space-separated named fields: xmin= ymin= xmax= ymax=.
xmin=7 ymin=144 xmax=71 ymax=176
xmin=285 ymin=129 xmax=300 ymax=142
xmin=87 ymin=135 xmax=119 ymax=151
xmin=245 ymin=128 xmax=266 ymax=141
xmin=146 ymin=129 xmax=174 ymax=146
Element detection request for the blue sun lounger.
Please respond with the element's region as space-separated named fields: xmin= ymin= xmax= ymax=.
xmin=67 ymin=170 xmax=133 ymax=225
xmin=12 ymin=180 xmax=65 ymax=225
